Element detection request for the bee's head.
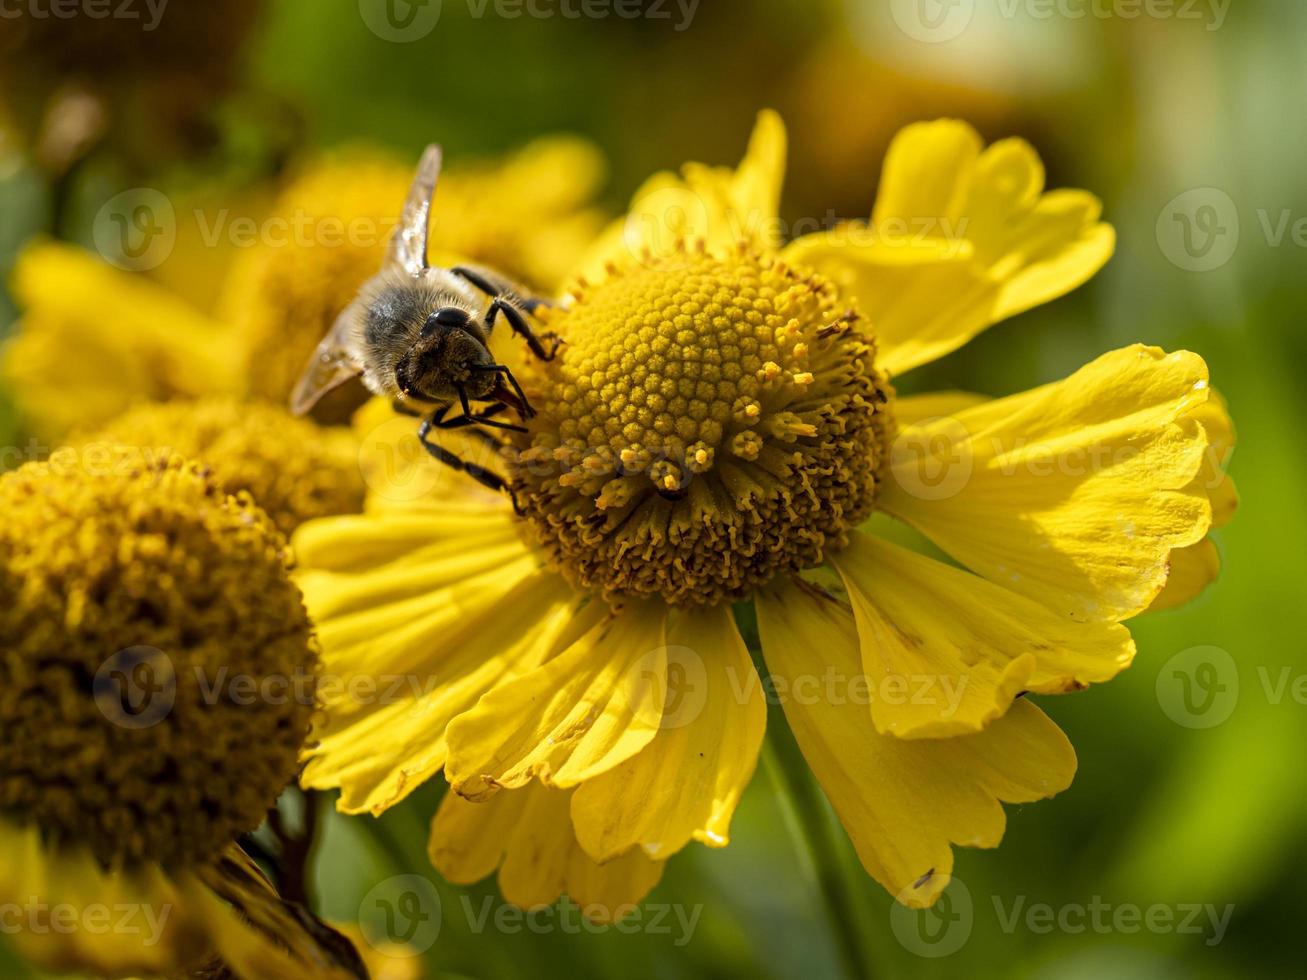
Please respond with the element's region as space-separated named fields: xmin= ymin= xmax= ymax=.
xmin=395 ymin=306 xmax=495 ymax=403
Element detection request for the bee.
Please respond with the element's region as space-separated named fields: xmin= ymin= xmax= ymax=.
xmin=290 ymin=144 xmax=557 ymax=500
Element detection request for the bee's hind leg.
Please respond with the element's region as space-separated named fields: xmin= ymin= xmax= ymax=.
xmin=417 ymin=417 xmax=523 ymax=514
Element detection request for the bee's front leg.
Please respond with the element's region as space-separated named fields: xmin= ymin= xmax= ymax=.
xmin=417 ymin=417 xmax=523 ymax=514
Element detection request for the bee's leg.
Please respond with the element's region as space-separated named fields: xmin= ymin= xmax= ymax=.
xmin=446 ymin=385 xmax=527 ymax=433
xmin=427 ymin=408 xmax=513 ymax=455
xmin=487 ymin=299 xmax=563 ymax=361
xmin=391 ymin=399 xmax=422 ymax=418
xmin=450 ymin=264 xmax=554 ymax=317
xmin=417 ymin=418 xmax=523 ymax=513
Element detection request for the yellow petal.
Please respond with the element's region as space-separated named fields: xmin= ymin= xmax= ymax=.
xmin=302 ymin=569 xmax=586 ymax=815
xmin=193 ymin=845 xmax=361 ymax=979
xmin=756 ymin=579 xmax=1076 ymax=908
xmin=3 ymin=242 xmax=242 ymax=437
xmin=891 ymin=390 xmax=990 ymax=428
xmin=431 ymin=784 xmax=664 ymax=921
xmin=880 ymin=346 xmax=1213 ymax=622
xmin=570 ymin=604 xmax=766 ymax=860
xmin=873 ymin=119 xmax=983 ymax=224
xmin=445 ymin=600 xmax=671 ymax=797
xmin=0 ymin=820 xmax=191 ymax=976
xmin=830 ymin=532 xmax=1134 ymax=737
xmin=1147 ymin=388 xmax=1237 ymax=611
xmin=782 ymin=121 xmax=1114 ymax=377
xmin=294 ymin=506 xmax=518 ymax=578
xmin=0 ymin=821 xmax=354 ymax=978
xmin=1150 ymin=539 xmax=1222 ymax=613
xmin=574 ymin=110 xmax=786 ymax=279
xmin=294 ymin=501 xmax=589 ymax=814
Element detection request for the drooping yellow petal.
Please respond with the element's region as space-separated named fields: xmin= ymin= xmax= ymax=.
xmin=0 ymin=820 xmax=354 ymax=978
xmin=782 ymin=120 xmax=1114 ymax=377
xmin=830 ymin=532 xmax=1134 ymax=737
xmin=294 ymin=501 xmax=590 ymax=814
xmin=570 ymin=604 xmax=766 ymax=861
xmin=0 ymin=821 xmax=190 ymax=976
xmin=431 ymin=784 xmax=664 ymax=921
xmin=756 ymin=579 xmax=1076 ymax=908
xmin=1148 ymin=390 xmax=1237 ymax=610
xmin=574 ymin=110 xmax=785 ymax=280
xmin=445 ymin=600 xmax=670 ymax=797
xmin=192 ymin=846 xmax=361 ymax=979
xmin=1149 ymin=539 xmax=1223 ymax=613
xmin=301 ymin=567 xmax=586 ymax=815
xmin=880 ymin=346 xmax=1213 ymax=622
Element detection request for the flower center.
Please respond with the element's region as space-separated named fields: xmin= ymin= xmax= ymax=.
xmin=0 ymin=455 xmax=316 ymax=869
xmin=511 ymin=247 xmax=890 ymax=606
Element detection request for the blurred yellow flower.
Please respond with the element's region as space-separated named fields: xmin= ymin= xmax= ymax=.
xmin=0 ymin=453 xmax=355 ymax=978
xmin=76 ymin=397 xmax=366 ymax=536
xmin=2 ymin=240 xmax=241 ymax=439
xmin=291 ymin=113 xmax=1232 ymax=913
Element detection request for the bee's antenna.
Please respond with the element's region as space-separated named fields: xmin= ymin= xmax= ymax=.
xmin=388 ymin=144 xmax=442 ymax=276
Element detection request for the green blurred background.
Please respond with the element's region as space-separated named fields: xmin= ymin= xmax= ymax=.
xmin=1 ymin=0 xmax=1302 ymax=977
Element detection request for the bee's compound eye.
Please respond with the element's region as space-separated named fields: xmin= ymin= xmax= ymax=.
xmin=422 ymin=307 xmax=470 ymax=336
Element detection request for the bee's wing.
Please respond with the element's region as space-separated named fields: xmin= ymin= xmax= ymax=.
xmin=290 ymin=304 xmax=365 ymax=416
xmin=387 ymin=143 xmax=442 ymax=276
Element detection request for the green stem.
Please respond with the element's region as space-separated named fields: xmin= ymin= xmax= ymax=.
xmin=763 ymin=720 xmax=874 ymax=980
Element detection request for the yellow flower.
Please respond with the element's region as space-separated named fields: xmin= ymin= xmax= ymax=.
xmin=293 ymin=113 xmax=1235 ymax=913
xmin=75 ymin=397 xmax=366 ymax=536
xmin=0 ymin=454 xmax=356 ymax=978
xmin=220 ymin=139 xmax=607 ymax=407
xmin=2 ymin=240 xmax=241 ymax=440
